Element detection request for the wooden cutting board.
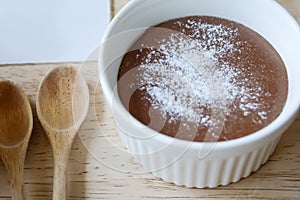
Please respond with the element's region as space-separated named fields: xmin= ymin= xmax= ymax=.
xmin=0 ymin=0 xmax=299 ymax=199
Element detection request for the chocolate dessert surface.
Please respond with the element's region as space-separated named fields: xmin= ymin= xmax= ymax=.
xmin=118 ymin=16 xmax=288 ymax=142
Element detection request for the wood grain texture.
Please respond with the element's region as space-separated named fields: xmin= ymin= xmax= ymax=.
xmin=0 ymin=0 xmax=300 ymax=199
xmin=36 ymin=67 xmax=89 ymax=200
xmin=0 ymin=81 xmax=33 ymax=200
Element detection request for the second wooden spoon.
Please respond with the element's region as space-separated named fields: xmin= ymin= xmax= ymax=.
xmin=36 ymin=66 xmax=89 ymax=200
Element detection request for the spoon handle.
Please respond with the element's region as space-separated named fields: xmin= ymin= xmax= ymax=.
xmin=0 ymin=147 xmax=26 ymax=200
xmin=52 ymin=140 xmax=72 ymax=200
xmin=11 ymin=167 xmax=25 ymax=200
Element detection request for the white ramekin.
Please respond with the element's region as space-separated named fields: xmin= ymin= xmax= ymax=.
xmin=99 ymin=0 xmax=300 ymax=188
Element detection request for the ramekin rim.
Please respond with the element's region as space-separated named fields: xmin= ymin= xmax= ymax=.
xmin=99 ymin=0 xmax=300 ymax=150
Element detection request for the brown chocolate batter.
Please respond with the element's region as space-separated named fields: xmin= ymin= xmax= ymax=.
xmin=117 ymin=16 xmax=288 ymax=142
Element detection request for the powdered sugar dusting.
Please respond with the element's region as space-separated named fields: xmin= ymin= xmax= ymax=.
xmin=134 ymin=18 xmax=269 ymax=127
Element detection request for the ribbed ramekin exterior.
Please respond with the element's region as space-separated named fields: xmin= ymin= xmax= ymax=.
xmin=118 ymin=128 xmax=281 ymax=188
xmin=99 ymin=0 xmax=300 ymax=188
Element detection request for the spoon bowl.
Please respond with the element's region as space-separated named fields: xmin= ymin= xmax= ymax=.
xmin=36 ymin=66 xmax=89 ymax=200
xmin=0 ymin=80 xmax=33 ymax=200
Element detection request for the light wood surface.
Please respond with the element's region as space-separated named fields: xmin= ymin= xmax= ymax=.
xmin=0 ymin=0 xmax=299 ymax=199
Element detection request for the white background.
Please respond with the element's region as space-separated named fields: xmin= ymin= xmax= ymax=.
xmin=0 ymin=0 xmax=110 ymax=64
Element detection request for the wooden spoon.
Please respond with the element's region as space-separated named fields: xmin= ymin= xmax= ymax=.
xmin=0 ymin=80 xmax=33 ymax=200
xmin=36 ymin=66 xmax=89 ymax=200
